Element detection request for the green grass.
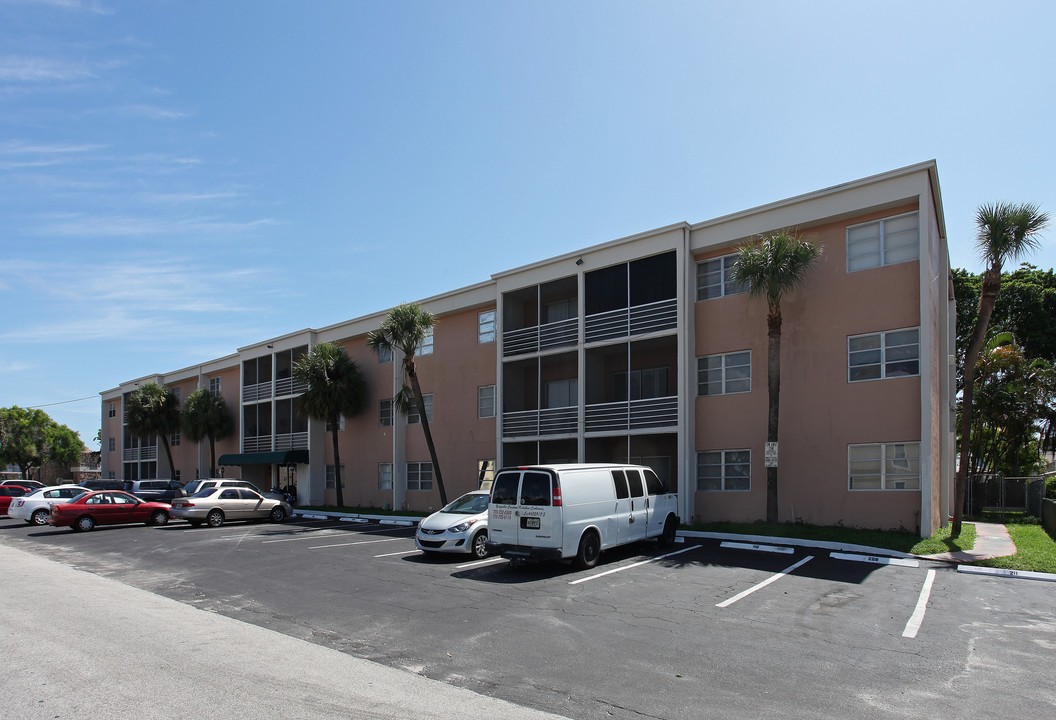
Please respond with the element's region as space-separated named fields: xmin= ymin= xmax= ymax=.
xmin=908 ymin=522 xmax=977 ymax=556
xmin=976 ymin=521 xmax=1056 ymax=574
xmin=683 ymin=520 xmax=924 ymax=553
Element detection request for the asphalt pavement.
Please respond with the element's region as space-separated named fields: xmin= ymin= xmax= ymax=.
xmin=0 ymin=542 xmax=570 ymax=720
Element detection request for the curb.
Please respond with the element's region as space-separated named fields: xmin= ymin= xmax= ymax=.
xmin=291 ymin=509 xmax=421 ymax=527
xmin=679 ymin=530 xmax=916 ymax=559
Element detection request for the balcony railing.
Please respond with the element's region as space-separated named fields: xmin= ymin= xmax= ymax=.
xmin=243 ymin=436 xmax=271 ymax=453
xmin=502 ymin=406 xmax=579 ymax=438
xmin=584 ymin=396 xmax=678 ymax=432
xmin=243 ymin=432 xmax=309 ymax=453
xmin=122 ymin=445 xmax=158 ymax=462
xmin=502 ymin=318 xmax=578 ymax=357
xmin=584 ymin=298 xmax=677 ymax=344
xmin=275 ymin=376 xmax=308 ymax=397
xmin=275 ymin=432 xmax=309 ymax=450
xmin=243 ymin=381 xmax=273 ymax=403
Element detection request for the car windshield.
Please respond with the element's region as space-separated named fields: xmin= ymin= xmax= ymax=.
xmin=442 ymin=493 xmax=489 ymax=514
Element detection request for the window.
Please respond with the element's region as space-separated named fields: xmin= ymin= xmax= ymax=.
xmin=846 ymin=212 xmax=919 ymax=272
xmin=416 ymin=328 xmax=434 ymax=356
xmin=378 ymin=344 xmax=393 ymax=363
xmin=108 ymin=402 xmax=116 ymax=418
xmin=325 ymin=465 xmax=346 ymax=489
xmin=545 ymin=298 xmax=576 ymax=323
xmin=173 ymin=470 xmax=181 ymax=482
xmin=171 ymin=386 xmax=181 ymax=403
xmin=848 ymin=443 xmax=920 ymax=490
xmin=848 ymin=328 xmax=919 ymax=382
xmin=477 ymin=460 xmax=495 ymax=487
xmin=478 ymin=310 xmax=496 ymax=343
xmin=407 ymin=394 xmax=434 ymax=424
xmin=170 ymin=431 xmax=180 ymax=447
xmin=407 ymin=462 xmax=433 ymax=491
xmin=108 ymin=437 xmax=116 ymax=452
xmin=613 ymin=367 xmax=670 ymax=401
xmin=209 ymin=377 xmax=222 ymax=396
xmin=545 ymin=379 xmax=577 ymax=408
xmin=379 ymin=463 xmax=393 ymax=491
xmin=696 ymin=254 xmax=747 ymax=301
xmin=696 ymin=450 xmax=751 ymax=491
xmin=478 ymin=385 xmax=496 ymax=418
xmin=379 ymin=399 xmax=393 ymax=427
xmin=698 ymin=351 xmax=751 ymax=396
xmin=325 ymin=415 xmax=345 ymax=432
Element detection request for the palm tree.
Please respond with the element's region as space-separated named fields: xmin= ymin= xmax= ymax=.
xmin=181 ymin=388 xmax=234 ymax=478
xmin=125 ymin=382 xmax=181 ymax=479
xmin=731 ymin=232 xmax=822 ymax=524
xmin=954 ymin=201 xmax=1049 ymax=535
xmin=293 ymin=342 xmax=366 ymax=508
xmin=367 ymin=303 xmax=448 ymax=505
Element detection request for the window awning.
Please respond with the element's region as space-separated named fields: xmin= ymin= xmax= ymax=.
xmin=218 ymin=450 xmax=309 ymax=466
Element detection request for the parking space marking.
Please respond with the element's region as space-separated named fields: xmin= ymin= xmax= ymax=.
xmin=308 ymin=537 xmax=406 ymax=550
xmin=715 ymin=555 xmax=815 ymax=607
xmin=456 ymin=557 xmax=507 ymax=569
xmin=568 ymin=544 xmax=698 ymax=585
xmin=374 ymin=549 xmax=420 ymax=558
xmin=902 ymin=569 xmax=936 ymax=638
xmin=260 ymin=524 xmax=390 ymax=543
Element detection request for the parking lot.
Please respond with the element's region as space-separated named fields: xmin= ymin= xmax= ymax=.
xmin=2 ymin=514 xmax=1054 ymax=719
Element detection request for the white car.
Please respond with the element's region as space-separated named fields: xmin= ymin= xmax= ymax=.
xmin=8 ymin=485 xmax=88 ymax=526
xmin=415 ymin=490 xmax=491 ymax=559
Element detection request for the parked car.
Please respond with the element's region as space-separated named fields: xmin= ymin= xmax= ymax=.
xmin=415 ymin=490 xmax=491 ymax=559
xmin=1 ymin=479 xmax=44 ymax=490
xmin=8 ymin=485 xmax=88 ymax=525
xmin=0 ymin=485 xmax=29 ymax=515
xmin=182 ymin=478 xmax=289 ymax=502
xmin=48 ymin=491 xmax=171 ymax=532
xmin=78 ymin=479 xmax=127 ymax=491
xmin=169 ymin=487 xmax=292 ymax=527
xmin=123 ymin=479 xmax=186 ymax=503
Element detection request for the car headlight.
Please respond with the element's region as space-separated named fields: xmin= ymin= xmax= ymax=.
xmin=449 ymin=520 xmax=478 ymax=534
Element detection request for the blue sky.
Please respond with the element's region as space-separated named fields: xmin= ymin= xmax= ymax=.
xmin=2 ymin=0 xmax=1054 ymax=451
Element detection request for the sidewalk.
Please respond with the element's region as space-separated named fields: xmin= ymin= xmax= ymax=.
xmin=0 ymin=542 xmax=571 ymax=720
xmin=920 ymin=521 xmax=1017 ymax=563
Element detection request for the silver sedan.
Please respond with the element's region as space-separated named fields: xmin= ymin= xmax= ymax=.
xmin=170 ymin=487 xmax=292 ymax=527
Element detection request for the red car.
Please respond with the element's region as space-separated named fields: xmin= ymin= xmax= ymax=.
xmin=0 ymin=485 xmax=29 ymax=515
xmin=48 ymin=490 xmax=171 ymax=532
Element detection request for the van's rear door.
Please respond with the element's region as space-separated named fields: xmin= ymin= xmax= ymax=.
xmin=488 ymin=470 xmax=522 ymax=548
xmin=515 ymin=470 xmax=560 ymax=548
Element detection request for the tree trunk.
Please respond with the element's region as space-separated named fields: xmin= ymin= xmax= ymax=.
xmin=331 ymin=423 xmax=344 ymax=508
xmin=766 ymin=306 xmax=782 ymax=524
xmin=954 ymin=269 xmax=1001 ymax=536
xmin=160 ymin=436 xmax=175 ymax=482
xmin=408 ymin=370 xmax=448 ymax=506
xmin=208 ymin=436 xmax=217 ymax=478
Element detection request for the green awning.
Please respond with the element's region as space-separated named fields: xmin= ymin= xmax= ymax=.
xmin=218 ymin=450 xmax=309 ymax=466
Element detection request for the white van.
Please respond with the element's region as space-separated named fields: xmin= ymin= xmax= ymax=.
xmin=485 ymin=464 xmax=679 ymax=569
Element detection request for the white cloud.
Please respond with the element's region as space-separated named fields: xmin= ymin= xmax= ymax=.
xmin=34 ymin=213 xmax=276 ymax=237
xmin=0 ymin=55 xmax=94 ymax=83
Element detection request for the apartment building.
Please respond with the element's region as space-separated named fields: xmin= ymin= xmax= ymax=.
xmin=101 ymin=161 xmax=954 ymax=534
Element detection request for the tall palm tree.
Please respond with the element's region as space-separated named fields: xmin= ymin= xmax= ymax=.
xmin=731 ymin=232 xmax=822 ymax=524
xmin=181 ymin=388 xmax=234 ymax=478
xmin=293 ymin=342 xmax=366 ymax=508
xmin=125 ymin=382 xmax=181 ymax=479
xmin=954 ymin=201 xmax=1049 ymax=535
xmin=367 ymin=303 xmax=448 ymax=505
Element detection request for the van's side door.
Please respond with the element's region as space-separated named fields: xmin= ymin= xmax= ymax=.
xmin=610 ymin=470 xmax=635 ymax=545
xmin=643 ymin=468 xmax=673 ymax=537
xmin=625 ymin=469 xmax=649 ymax=542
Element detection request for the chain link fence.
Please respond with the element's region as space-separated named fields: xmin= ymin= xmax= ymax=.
xmin=967 ymin=473 xmax=1047 ymax=519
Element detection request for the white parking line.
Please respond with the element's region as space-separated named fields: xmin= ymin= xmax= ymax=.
xmin=308 ymin=537 xmax=405 ymax=550
xmin=568 ymin=545 xmax=698 ymax=585
xmin=902 ymin=569 xmax=936 ymax=638
xmin=260 ymin=524 xmax=394 ymax=544
xmin=374 ymin=549 xmax=421 ymax=558
xmin=456 ymin=557 xmax=507 ymax=569
xmin=716 ymin=555 xmax=815 ymax=607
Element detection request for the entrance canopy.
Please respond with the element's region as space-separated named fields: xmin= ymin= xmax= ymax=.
xmin=218 ymin=450 xmax=309 ymax=466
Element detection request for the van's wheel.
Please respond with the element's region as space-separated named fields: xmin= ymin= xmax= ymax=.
xmin=573 ymin=530 xmax=601 ymax=570
xmin=659 ymin=514 xmax=678 ymax=548
xmin=471 ymin=531 xmax=489 ymax=559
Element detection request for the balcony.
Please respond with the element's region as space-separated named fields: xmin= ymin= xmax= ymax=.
xmin=122 ymin=445 xmax=158 ymax=462
xmin=585 ymin=396 xmax=678 ymax=432
xmin=275 ymin=432 xmax=308 ymax=451
xmin=585 ymin=298 xmax=677 ymax=344
xmin=503 ymin=318 xmax=578 ymax=357
xmin=275 ymin=376 xmax=308 ymax=397
xmin=502 ymin=407 xmax=579 ymax=438
xmin=244 ymin=432 xmax=308 ymax=453
xmin=243 ymin=381 xmax=273 ymax=403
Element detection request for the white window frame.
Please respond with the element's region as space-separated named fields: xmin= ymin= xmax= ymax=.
xmin=378 ymin=345 xmax=393 ymax=364
xmin=478 ymin=385 xmax=496 ymax=418
xmin=696 ymin=449 xmax=751 ymax=492
xmin=848 ymin=442 xmax=921 ymax=490
xmin=407 ymin=394 xmax=434 ymax=424
xmin=416 ymin=328 xmax=434 ymax=356
xmin=108 ymin=437 xmax=116 ymax=452
xmin=325 ymin=464 xmax=346 ymax=489
xmin=478 ymin=310 xmax=496 ymax=343
xmin=407 ymin=462 xmax=433 ymax=491
xmin=325 ymin=415 xmax=345 ymax=432
xmin=209 ymin=377 xmax=222 ymax=396
xmin=846 ymin=211 xmax=919 ymax=272
xmin=108 ymin=402 xmax=116 ymax=418
xmin=379 ymin=399 xmax=393 ymax=427
xmin=695 ymin=254 xmax=748 ymax=301
xmin=170 ymin=431 xmax=180 ymax=447
xmin=697 ymin=351 xmax=751 ymax=396
xmin=379 ymin=462 xmax=393 ymax=491
xmin=848 ymin=327 xmax=920 ymax=382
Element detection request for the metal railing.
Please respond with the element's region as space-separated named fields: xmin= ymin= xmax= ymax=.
xmin=503 ymin=318 xmax=578 ymax=357
xmin=585 ymin=396 xmax=678 ymax=432
xmin=243 ymin=381 xmax=273 ymax=403
xmin=585 ymin=298 xmax=677 ymax=344
xmin=502 ymin=407 xmax=579 ymax=438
